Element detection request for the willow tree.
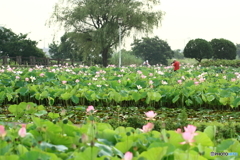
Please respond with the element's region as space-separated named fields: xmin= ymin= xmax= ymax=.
xmin=49 ymin=0 xmax=163 ymax=67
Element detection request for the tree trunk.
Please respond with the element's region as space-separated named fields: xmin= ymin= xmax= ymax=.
xmin=196 ymin=58 xmax=202 ymax=63
xmin=101 ymin=48 xmax=108 ymax=67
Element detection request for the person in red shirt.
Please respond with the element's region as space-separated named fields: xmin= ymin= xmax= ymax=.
xmin=172 ymin=59 xmax=180 ymax=71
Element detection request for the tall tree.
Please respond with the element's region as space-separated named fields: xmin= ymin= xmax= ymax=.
xmin=183 ymin=38 xmax=213 ymax=62
xmin=49 ymin=0 xmax=163 ymax=67
xmin=210 ymin=38 xmax=236 ymax=60
xmin=131 ymin=36 xmax=173 ymax=65
xmin=49 ymin=41 xmax=61 ymax=59
xmin=0 ymin=27 xmax=45 ymax=58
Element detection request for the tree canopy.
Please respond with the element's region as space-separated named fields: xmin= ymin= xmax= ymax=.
xmin=173 ymin=49 xmax=185 ymax=59
xmin=49 ymin=33 xmax=83 ymax=61
xmin=210 ymin=38 xmax=236 ymax=60
xmin=183 ymin=38 xmax=213 ymax=62
xmin=49 ymin=0 xmax=164 ymax=67
xmin=0 ymin=27 xmax=45 ymax=58
xmin=131 ymin=36 xmax=173 ymax=65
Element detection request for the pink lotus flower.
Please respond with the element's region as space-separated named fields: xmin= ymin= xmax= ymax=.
xmin=123 ymin=151 xmax=133 ymax=160
xmin=7 ymin=68 xmax=12 ymax=72
xmin=145 ymin=111 xmax=157 ymax=120
xmin=178 ymin=125 xmax=198 ymax=146
xmin=140 ymin=122 xmax=154 ymax=133
xmin=18 ymin=124 xmax=27 ymax=138
xmin=62 ymin=81 xmax=67 ymax=84
xmin=86 ymin=105 xmax=97 ymax=113
xmin=149 ymin=80 xmax=153 ymax=85
xmin=137 ymin=70 xmax=142 ymax=74
xmin=177 ymin=80 xmax=182 ymax=84
xmin=184 ymin=125 xmax=198 ymax=136
xmin=180 ymin=132 xmax=196 ymax=145
xmin=0 ymin=125 xmax=6 ymax=139
xmin=25 ymin=78 xmax=29 ymax=81
xmin=194 ymin=81 xmax=199 ymax=85
xmin=39 ymin=73 xmax=45 ymax=77
xmin=141 ymin=75 xmax=146 ymax=79
xmin=199 ymin=78 xmax=205 ymax=82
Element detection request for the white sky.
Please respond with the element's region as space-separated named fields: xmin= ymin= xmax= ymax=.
xmin=1 ymin=0 xmax=240 ymax=50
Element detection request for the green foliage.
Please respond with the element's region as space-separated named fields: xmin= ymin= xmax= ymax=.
xmin=199 ymin=59 xmax=240 ymax=67
xmin=0 ymin=64 xmax=240 ymax=109
xmin=0 ymin=27 xmax=45 ymax=58
xmin=176 ymin=108 xmax=188 ymax=128
xmin=49 ymin=33 xmax=84 ymax=65
xmin=110 ymin=114 xmax=240 ymax=140
xmin=195 ymin=122 xmax=240 ymax=140
xmin=183 ymin=38 xmax=213 ymax=62
xmin=109 ymin=49 xmax=143 ymax=66
xmin=8 ymin=102 xmax=46 ymax=120
xmin=48 ymin=41 xmax=62 ymax=59
xmin=173 ymin=49 xmax=185 ymax=59
xmin=1 ymin=115 xmax=240 ymax=159
xmin=131 ymin=36 xmax=174 ymax=65
xmin=210 ymin=38 xmax=237 ymax=60
xmin=49 ymin=0 xmax=164 ymax=67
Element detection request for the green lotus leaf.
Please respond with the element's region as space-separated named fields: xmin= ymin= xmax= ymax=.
xmin=17 ymin=144 xmax=28 ymax=155
xmin=0 ymin=155 xmax=19 ymax=160
xmin=0 ymin=141 xmax=12 ymax=156
xmin=216 ymin=139 xmax=235 ymax=152
xmin=167 ymin=131 xmax=183 ymax=148
xmin=60 ymin=92 xmax=72 ymax=100
xmin=48 ymin=112 xmax=60 ymax=119
xmin=115 ymin=140 xmax=133 ymax=153
xmin=204 ymin=125 xmax=217 ymax=140
xmin=195 ymin=132 xmax=214 ymax=147
xmin=71 ymin=95 xmax=79 ymax=104
xmin=18 ymin=87 xmax=29 ymax=96
xmin=138 ymin=147 xmax=167 ymax=160
xmin=70 ymin=146 xmax=99 ymax=160
xmin=174 ymin=149 xmax=207 ymax=160
xmin=20 ymin=150 xmax=61 ymax=160
xmin=40 ymin=142 xmax=68 ymax=152
xmin=98 ymin=129 xmax=117 ymax=144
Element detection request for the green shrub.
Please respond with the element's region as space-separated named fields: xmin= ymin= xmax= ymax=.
xmin=199 ymin=59 xmax=240 ymax=67
xmin=109 ymin=50 xmax=143 ymax=66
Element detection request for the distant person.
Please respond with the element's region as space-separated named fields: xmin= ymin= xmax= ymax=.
xmin=143 ymin=60 xmax=149 ymax=66
xmin=171 ymin=59 xmax=180 ymax=71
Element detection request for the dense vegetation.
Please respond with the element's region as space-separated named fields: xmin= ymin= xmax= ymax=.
xmin=0 ymin=27 xmax=46 ymax=58
xmin=0 ymin=64 xmax=239 ymax=110
xmin=0 ymin=63 xmax=239 ymax=159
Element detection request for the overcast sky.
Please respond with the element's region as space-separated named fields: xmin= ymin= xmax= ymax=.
xmin=1 ymin=0 xmax=240 ymax=50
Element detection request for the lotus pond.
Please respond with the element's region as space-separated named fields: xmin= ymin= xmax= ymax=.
xmin=0 ymin=64 xmax=240 ymax=160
